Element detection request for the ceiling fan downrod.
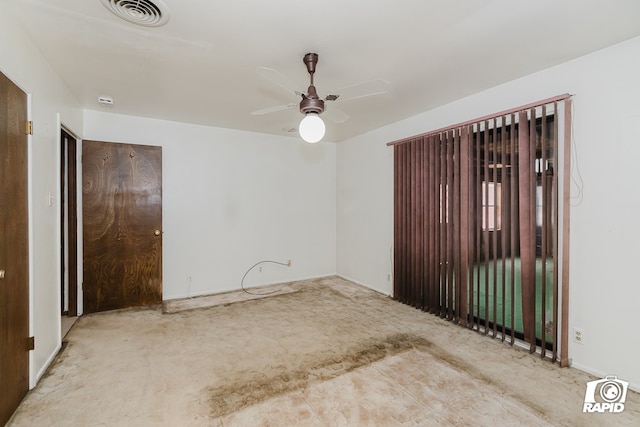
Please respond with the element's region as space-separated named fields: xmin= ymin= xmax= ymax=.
xmin=300 ymin=53 xmax=324 ymax=115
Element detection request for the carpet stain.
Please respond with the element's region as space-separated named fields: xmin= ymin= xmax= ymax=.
xmin=207 ymin=332 xmax=430 ymax=417
xmin=422 ymin=338 xmax=551 ymax=421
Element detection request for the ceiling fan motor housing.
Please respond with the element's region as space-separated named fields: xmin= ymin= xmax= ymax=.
xmin=300 ymin=85 xmax=324 ymax=114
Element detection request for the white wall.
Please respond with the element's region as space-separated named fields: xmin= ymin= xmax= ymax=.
xmin=336 ymin=134 xmax=394 ymax=295
xmin=83 ymin=111 xmax=336 ymax=300
xmin=337 ymin=36 xmax=640 ymax=390
xmin=0 ymin=3 xmax=83 ymax=386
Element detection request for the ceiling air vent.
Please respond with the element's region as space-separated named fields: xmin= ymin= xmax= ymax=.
xmin=100 ymin=0 xmax=170 ymax=27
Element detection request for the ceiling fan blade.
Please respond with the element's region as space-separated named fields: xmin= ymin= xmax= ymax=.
xmin=256 ymin=66 xmax=303 ymax=97
xmin=251 ymin=102 xmax=298 ymax=115
xmin=323 ymin=106 xmax=349 ymax=124
xmin=329 ymin=79 xmax=391 ymax=102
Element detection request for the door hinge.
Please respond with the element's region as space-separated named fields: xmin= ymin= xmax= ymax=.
xmin=27 ymin=336 xmax=35 ymax=351
xmin=26 ymin=120 xmax=33 ymax=135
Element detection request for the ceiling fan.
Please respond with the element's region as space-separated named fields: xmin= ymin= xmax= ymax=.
xmin=252 ymin=53 xmax=390 ymax=143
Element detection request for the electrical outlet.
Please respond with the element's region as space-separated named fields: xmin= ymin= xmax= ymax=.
xmin=259 ymin=266 xmax=262 ymax=272
xmin=387 ymin=273 xmax=391 ymax=281
xmin=573 ymin=327 xmax=585 ymax=344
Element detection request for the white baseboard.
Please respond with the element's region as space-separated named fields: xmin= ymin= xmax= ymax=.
xmin=33 ymin=341 xmax=62 ymax=389
xmin=163 ymin=273 xmax=338 ymax=301
xmin=335 ymin=274 xmax=393 ymax=298
xmin=570 ymin=361 xmax=639 ymax=393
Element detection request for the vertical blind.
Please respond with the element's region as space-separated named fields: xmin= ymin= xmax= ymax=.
xmin=389 ymin=95 xmax=572 ymax=365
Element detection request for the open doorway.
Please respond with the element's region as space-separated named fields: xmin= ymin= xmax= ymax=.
xmin=60 ymin=128 xmax=78 ymax=337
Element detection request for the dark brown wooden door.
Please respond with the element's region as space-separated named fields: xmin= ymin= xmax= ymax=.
xmin=0 ymin=72 xmax=30 ymax=426
xmin=82 ymin=140 xmax=162 ymax=313
xmin=61 ymin=129 xmax=78 ymax=316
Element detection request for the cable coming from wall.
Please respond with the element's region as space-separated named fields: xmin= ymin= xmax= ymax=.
xmin=240 ymin=260 xmax=291 ymax=295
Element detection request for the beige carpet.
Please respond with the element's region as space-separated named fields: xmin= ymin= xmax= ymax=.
xmin=9 ymin=277 xmax=639 ymax=426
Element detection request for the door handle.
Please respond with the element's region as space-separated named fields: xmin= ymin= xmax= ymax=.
xmin=154 ymin=229 xmax=162 ymax=236
xmin=0 ymin=270 xmax=5 ymax=279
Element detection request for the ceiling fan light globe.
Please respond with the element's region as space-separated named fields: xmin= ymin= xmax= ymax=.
xmin=299 ymin=113 xmax=325 ymax=143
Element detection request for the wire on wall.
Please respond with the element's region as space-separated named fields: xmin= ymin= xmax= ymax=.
xmin=569 ymin=99 xmax=584 ymax=206
xmin=240 ymin=260 xmax=291 ymax=295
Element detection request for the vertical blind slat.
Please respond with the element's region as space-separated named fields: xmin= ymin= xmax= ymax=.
xmin=402 ymin=144 xmax=407 ymax=302
xmin=428 ymin=135 xmax=437 ymax=312
xmin=483 ymin=120 xmax=490 ymax=335
xmin=459 ymin=126 xmax=470 ymax=327
xmin=447 ymin=130 xmax=455 ymax=320
xmin=552 ymin=102 xmax=560 ymax=362
xmin=518 ymin=110 xmax=535 ymax=350
xmin=491 ymin=119 xmax=498 ymax=337
xmin=560 ymin=99 xmax=572 ymax=367
xmin=510 ymin=113 xmax=518 ymax=344
xmin=420 ymin=139 xmax=426 ymax=308
xmin=540 ymin=104 xmax=548 ymax=358
xmin=456 ymin=128 xmax=460 ymax=321
xmin=393 ymin=145 xmax=399 ymax=299
xmin=439 ymin=134 xmax=446 ymax=316
xmin=500 ymin=115 xmax=508 ymax=342
xmin=528 ymin=107 xmax=538 ymax=353
xmin=475 ymin=123 xmax=482 ymax=332
xmin=411 ymin=141 xmax=418 ymax=307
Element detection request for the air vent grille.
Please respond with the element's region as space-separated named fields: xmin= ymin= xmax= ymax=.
xmin=101 ymin=0 xmax=170 ymax=27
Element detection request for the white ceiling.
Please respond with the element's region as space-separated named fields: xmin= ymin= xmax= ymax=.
xmin=6 ymin=0 xmax=640 ymax=142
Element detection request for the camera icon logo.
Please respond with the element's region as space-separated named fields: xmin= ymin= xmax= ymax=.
xmin=583 ymin=376 xmax=629 ymax=413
